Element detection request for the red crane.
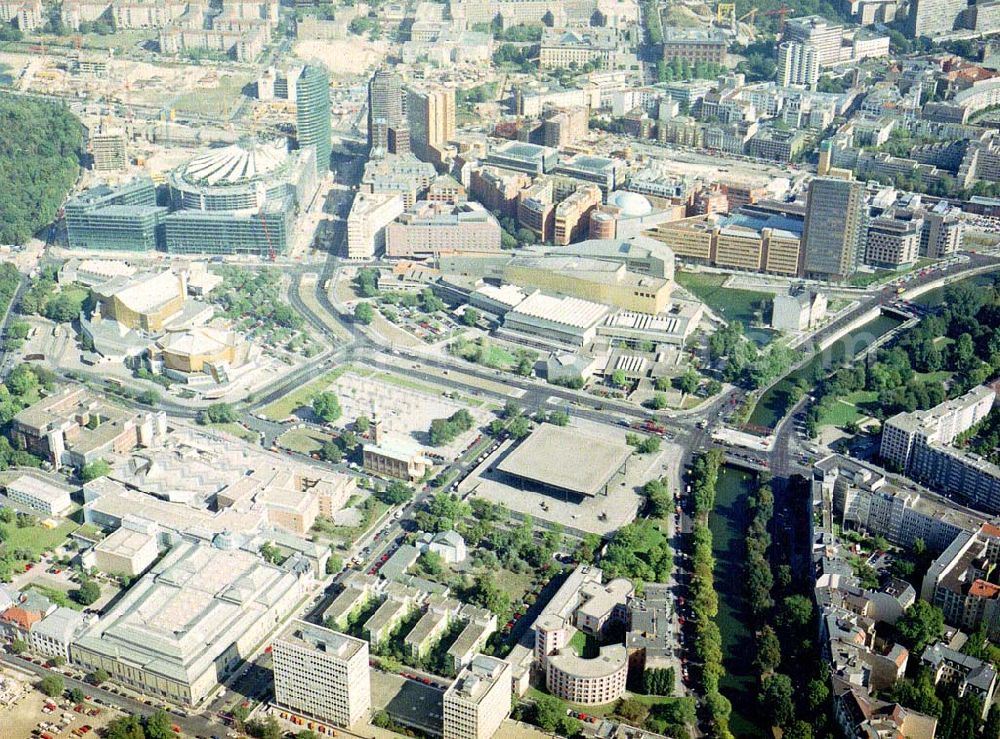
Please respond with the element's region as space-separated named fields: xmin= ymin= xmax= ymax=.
xmin=258 ymin=206 xmax=276 ymax=262
xmin=765 ymin=5 xmax=793 ymax=33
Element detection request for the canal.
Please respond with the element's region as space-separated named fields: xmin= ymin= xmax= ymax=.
xmin=747 ymin=314 xmax=902 ymax=429
xmin=709 ymin=465 xmax=764 ymax=737
xmin=715 ymin=272 xmax=998 ymax=730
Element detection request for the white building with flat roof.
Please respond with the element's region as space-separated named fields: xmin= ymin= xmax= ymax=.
xmin=4 ymin=474 xmax=74 ymax=517
xmin=443 ymin=654 xmax=511 ymax=739
xmin=70 ymin=539 xmax=303 ymax=705
xmin=501 ymin=293 xmax=610 ymax=348
xmin=30 ymin=606 xmax=86 ymax=661
xmin=93 ymin=526 xmax=159 ymax=576
xmin=347 ymin=192 xmax=405 ymax=260
xmin=273 ymin=620 xmax=371 ymax=729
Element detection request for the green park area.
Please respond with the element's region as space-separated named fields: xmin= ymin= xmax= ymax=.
xmin=675 ymin=272 xmax=772 ymax=328
xmin=277 ymin=427 xmax=334 ymax=454
xmin=258 ymin=366 xmax=362 ymax=420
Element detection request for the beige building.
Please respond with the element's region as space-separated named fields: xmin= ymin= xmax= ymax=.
xmin=273 ymin=621 xmax=371 ymax=729
xmin=93 ymin=525 xmax=159 ymax=576
xmin=91 ymin=128 xmax=129 ymax=172
xmin=407 ymin=85 xmax=456 ymax=164
xmin=151 ymin=326 xmax=249 ymax=376
xmin=542 ymin=107 xmax=589 ymax=148
xmin=4 ymin=473 xmax=74 ymax=517
xmin=661 ymin=28 xmax=727 ymax=64
xmin=517 ymin=179 xmax=556 ymax=243
xmin=866 ymin=217 xmax=920 ymax=268
xmin=92 ymin=270 xmax=186 ymax=333
xmin=502 ymin=255 xmax=671 ymax=314
xmin=443 ymin=655 xmax=511 ymax=739
xmin=535 ymin=614 xmax=628 ymax=705
xmin=347 ymin=192 xmax=405 ymax=259
xmin=469 ymin=167 xmax=532 ymax=218
xmin=553 ymin=185 xmax=601 ymax=246
xmin=386 ymin=201 xmax=502 ymax=258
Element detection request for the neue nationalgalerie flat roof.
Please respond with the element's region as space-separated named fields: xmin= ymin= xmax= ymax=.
xmin=496 ymin=424 xmax=632 ymax=497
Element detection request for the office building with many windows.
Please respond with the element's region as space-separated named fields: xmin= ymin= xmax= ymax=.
xmin=296 ymin=63 xmax=331 ymax=174
xmin=273 ymin=620 xmax=371 ymax=729
xmin=65 ymin=177 xmax=166 ymax=252
xmin=801 ymin=176 xmax=867 ymax=280
xmin=442 ymin=654 xmax=511 ymax=739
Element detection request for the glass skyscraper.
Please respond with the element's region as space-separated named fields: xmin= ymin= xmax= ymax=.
xmin=296 ymin=64 xmax=332 ymax=175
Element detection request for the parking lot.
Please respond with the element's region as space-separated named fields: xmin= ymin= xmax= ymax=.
xmin=0 ymin=667 xmax=120 ymax=739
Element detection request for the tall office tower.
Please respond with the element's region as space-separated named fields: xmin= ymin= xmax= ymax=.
xmin=406 ymin=85 xmax=456 ymax=164
xmin=296 ymin=64 xmax=332 ymax=175
xmin=801 ymin=176 xmax=867 ymax=281
xmin=443 ymin=655 xmax=512 ymax=739
xmin=272 ymin=620 xmax=371 ymax=729
xmin=368 ymin=68 xmax=407 ymax=155
xmin=909 ymin=0 xmax=967 ymax=37
xmin=777 ymin=41 xmax=819 ymax=88
xmin=91 ymin=128 xmax=128 ymax=172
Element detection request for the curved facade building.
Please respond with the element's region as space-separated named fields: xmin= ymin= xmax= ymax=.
xmin=168 ymin=139 xmax=303 ymax=212
xmin=535 ymin=614 xmax=628 ymax=705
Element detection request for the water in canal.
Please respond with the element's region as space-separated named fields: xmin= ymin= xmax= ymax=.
xmin=748 ymin=314 xmax=902 ymax=429
xmin=710 ymin=465 xmax=765 ymax=737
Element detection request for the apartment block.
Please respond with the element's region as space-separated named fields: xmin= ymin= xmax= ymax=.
xmin=386 ymin=201 xmax=501 ymax=258
xmin=661 ymin=28 xmax=727 ymax=64
xmin=553 ymin=185 xmax=601 ymax=246
xmin=347 ymin=192 xmax=405 ymax=259
xmin=865 ymin=216 xmax=920 ymax=268
xmin=273 ymin=620 xmax=371 ymax=728
xmin=442 ymin=655 xmax=511 ymax=739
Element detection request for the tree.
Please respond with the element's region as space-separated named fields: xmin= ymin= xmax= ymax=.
xmin=417 ymin=550 xmax=444 ymax=575
xmin=643 ymin=667 xmax=675 ymax=696
xmin=462 ymin=307 xmax=480 ymax=326
xmin=260 ymin=541 xmax=282 ymax=564
xmin=144 ymin=710 xmax=174 ymax=739
xmin=10 ymin=638 xmax=27 ymax=654
xmin=325 ymin=554 xmax=343 ymax=575
xmin=39 ymin=674 xmax=64 ymax=698
xmin=355 ymin=415 xmax=370 ymax=432
xmin=73 ymin=579 xmax=101 ymax=605
xmin=779 ymin=594 xmax=814 ymax=631
xmin=378 ymin=481 xmax=413 ymax=505
xmin=319 ymin=440 xmax=342 ymax=463
xmin=312 ymin=392 xmax=342 ymax=423
xmin=89 ymin=668 xmax=109 ymax=685
xmin=105 ymin=716 xmax=145 ymax=739
xmin=755 ymin=625 xmax=782 ymax=674
xmin=354 ymin=302 xmax=374 ymax=324
xmin=533 ymin=693 xmax=566 ymax=732
xmin=80 ymin=459 xmax=110 ymax=482
xmin=610 ymin=369 xmax=627 ymax=388
xmin=68 ymin=687 xmax=85 ymax=704
xmin=548 ymin=410 xmax=569 ymax=426
xmin=676 ymin=367 xmax=700 ymax=395
xmin=760 ymin=673 xmax=795 ymax=728
xmin=508 ymin=415 xmax=531 ymax=439
xmin=651 ymin=392 xmax=669 ymax=410
xmin=896 ymin=601 xmax=945 ymax=654
xmin=196 ymin=403 xmax=238 ymax=424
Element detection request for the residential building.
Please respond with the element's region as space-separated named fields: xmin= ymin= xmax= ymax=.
xmin=778 ymin=41 xmax=820 ymax=88
xmin=553 ymin=185 xmax=601 ymax=246
xmin=537 ymin=615 xmax=628 ymax=705
xmin=921 ymin=642 xmax=997 ymax=718
xmin=909 ymin=0 xmax=968 ymax=37
xmin=865 ymin=216 xmax=920 ymax=268
xmin=801 ymin=176 xmax=867 ymax=280
xmin=661 ymin=28 xmax=727 ymax=64
xmin=772 ymin=289 xmax=827 ymax=332
xmin=922 ymin=525 xmax=1000 ymax=639
xmin=296 ymin=64 xmax=332 ymax=174
xmin=30 ymin=607 xmax=85 ymax=661
xmin=407 ymin=84 xmax=455 ymax=164
xmin=747 ymin=127 xmax=810 ymax=162
xmin=542 ymin=107 xmax=588 ymax=148
xmin=347 ymin=193 xmax=405 ymax=259
xmin=784 ymin=15 xmax=845 ymax=67
xmin=427 ymin=175 xmax=466 ymax=204
xmin=469 ymin=167 xmax=531 ymax=218
xmin=273 ymin=621 xmax=371 ymax=728
xmin=416 ymin=531 xmax=466 ymax=563
xmin=442 ymin=655 xmax=511 ymax=739
xmin=385 ymin=201 xmax=501 ymax=258
xmin=361 ymin=155 xmax=436 ymax=209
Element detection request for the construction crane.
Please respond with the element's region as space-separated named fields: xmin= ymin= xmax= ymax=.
xmin=259 ymin=205 xmax=277 ymax=262
xmin=764 ymin=5 xmax=794 ymax=33
xmin=716 ymin=2 xmax=736 ymax=26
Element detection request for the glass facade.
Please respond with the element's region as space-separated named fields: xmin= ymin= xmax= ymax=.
xmin=296 ymin=64 xmax=332 ymax=175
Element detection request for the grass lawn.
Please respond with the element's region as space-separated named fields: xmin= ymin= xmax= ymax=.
xmin=494 ymin=568 xmax=538 ymax=606
xmin=0 ymin=520 xmax=78 ymax=563
xmin=259 ymin=365 xmax=360 ymax=420
xmin=171 ymin=73 xmax=254 ymax=117
xmin=526 ymin=687 xmax=619 ymax=717
xmin=78 ymin=30 xmax=156 ymax=52
xmin=374 ymin=371 xmax=483 ymax=407
xmin=675 ymin=272 xmax=771 ymax=327
xmin=277 ymin=427 xmax=333 ymax=454
xmin=26 ymin=583 xmax=81 ymax=611
xmin=207 ymin=422 xmax=259 ymax=443
xmin=915 ymin=369 xmax=953 ymax=384
xmin=313 ymin=497 xmax=389 ymax=545
xmin=818 ymin=390 xmax=878 ymax=428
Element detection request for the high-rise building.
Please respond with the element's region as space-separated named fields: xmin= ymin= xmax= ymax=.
xmin=783 ymin=15 xmax=845 ymax=66
xmin=91 ymin=128 xmax=128 ymax=172
xmin=368 ymin=68 xmax=408 ymax=155
xmin=346 ymin=192 xmax=405 ymax=259
xmin=865 ymin=216 xmax=920 ymax=268
xmin=272 ymin=620 xmax=371 ymax=729
xmin=296 ymin=64 xmax=331 ymax=175
xmin=801 ymin=176 xmax=867 ymax=280
xmin=909 ymin=0 xmax=968 ymax=37
xmin=777 ymin=41 xmax=819 ymax=88
xmin=407 ymin=84 xmax=455 ymax=164
xmin=442 ymin=654 xmax=511 ymax=739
